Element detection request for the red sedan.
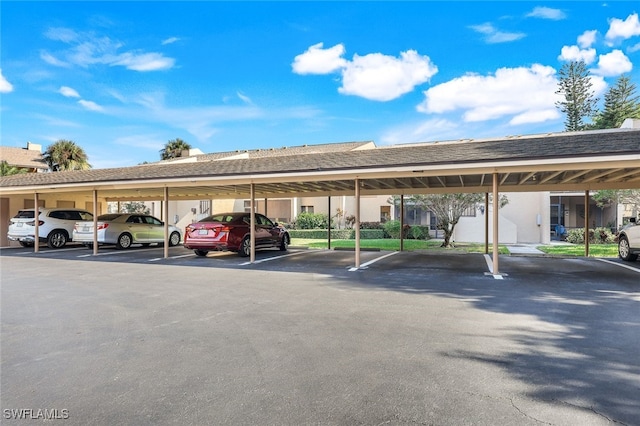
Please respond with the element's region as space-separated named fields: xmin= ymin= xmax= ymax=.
xmin=184 ymin=212 xmax=290 ymax=257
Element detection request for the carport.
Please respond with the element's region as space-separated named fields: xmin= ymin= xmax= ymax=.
xmin=1 ymin=127 xmax=639 ymax=276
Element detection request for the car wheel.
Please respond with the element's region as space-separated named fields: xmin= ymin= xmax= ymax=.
xmin=47 ymin=230 xmax=68 ymax=249
xmin=279 ymin=234 xmax=289 ymax=251
xmin=116 ymin=233 xmax=133 ymax=250
xmin=239 ymin=236 xmax=251 ymax=257
xmin=19 ymin=241 xmax=34 ymax=247
xmin=618 ymin=235 xmax=638 ymax=261
xmin=194 ymin=249 xmax=208 ymax=257
xmin=169 ymin=232 xmax=181 ymax=247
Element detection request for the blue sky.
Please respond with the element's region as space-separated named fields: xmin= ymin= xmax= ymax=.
xmin=1 ymin=2 xmax=640 ymax=169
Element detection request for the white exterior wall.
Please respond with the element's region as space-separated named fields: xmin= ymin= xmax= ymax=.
xmin=453 ymin=192 xmax=551 ymax=244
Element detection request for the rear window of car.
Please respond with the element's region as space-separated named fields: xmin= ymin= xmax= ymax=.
xmin=97 ymin=214 xmax=122 ymax=221
xmin=13 ymin=210 xmax=35 ymax=219
xmin=201 ymin=214 xmax=237 ymax=223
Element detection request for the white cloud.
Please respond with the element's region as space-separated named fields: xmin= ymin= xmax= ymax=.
xmin=237 ymin=92 xmax=254 ymax=105
xmin=41 ymin=27 xmax=175 ymax=72
xmin=578 ymin=30 xmax=598 ymax=48
xmin=339 ymin=50 xmax=438 ymax=101
xmin=380 ymin=118 xmax=460 ymax=145
xmin=527 ymin=7 xmax=566 ymax=20
xmin=40 ymin=51 xmax=69 ymax=67
xmin=291 ymin=43 xmax=347 ymax=74
xmin=59 ymin=86 xmax=80 ymax=98
xmin=470 ymin=23 xmax=526 ymax=44
xmin=78 ymin=99 xmax=104 ymax=112
xmin=162 ymin=37 xmax=180 ymax=45
xmin=558 ymin=45 xmax=597 ymax=64
xmin=112 ymin=52 xmax=175 ymax=71
xmin=44 ymin=27 xmax=79 ymax=43
xmin=292 ymin=44 xmax=437 ymax=101
xmin=0 ymin=69 xmax=14 ymax=93
xmin=605 ymin=13 xmax=640 ymax=42
xmin=629 ymin=42 xmax=640 ymax=53
xmin=593 ymin=50 xmax=633 ymax=76
xmin=417 ymin=64 xmax=561 ymax=125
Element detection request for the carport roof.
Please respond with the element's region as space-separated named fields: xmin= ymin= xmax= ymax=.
xmin=1 ymin=128 xmax=639 ymax=200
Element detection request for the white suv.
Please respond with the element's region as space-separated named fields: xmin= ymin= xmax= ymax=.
xmin=8 ymin=208 xmax=94 ymax=249
xmin=617 ymin=217 xmax=640 ymax=262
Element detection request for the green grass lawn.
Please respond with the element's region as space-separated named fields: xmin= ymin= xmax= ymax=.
xmin=291 ymin=238 xmax=619 ymax=257
xmin=290 ymin=238 xmax=510 ymax=254
xmin=536 ymin=244 xmax=619 ymax=257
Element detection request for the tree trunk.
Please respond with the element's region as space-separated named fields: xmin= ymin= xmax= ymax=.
xmin=440 ymin=228 xmax=454 ymax=248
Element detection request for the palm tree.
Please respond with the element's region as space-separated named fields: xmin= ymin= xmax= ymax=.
xmin=43 ymin=140 xmax=91 ymax=171
xmin=0 ymin=160 xmax=28 ymax=176
xmin=160 ymin=138 xmax=192 ymax=160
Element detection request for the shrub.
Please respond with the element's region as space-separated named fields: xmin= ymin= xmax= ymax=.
xmin=383 ymin=220 xmax=402 ymax=239
xmin=293 ymin=212 xmax=329 ymax=229
xmin=565 ymin=227 xmax=615 ymax=244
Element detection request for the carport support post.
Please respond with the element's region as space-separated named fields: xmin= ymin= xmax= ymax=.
xmin=327 ymin=196 xmax=331 ymax=250
xmin=250 ymin=183 xmax=256 ymax=263
xmin=92 ymin=190 xmax=98 ymax=255
xmin=163 ymin=186 xmax=169 ymax=259
xmin=585 ymin=190 xmax=590 ymax=257
xmin=34 ymin=192 xmax=39 ymax=253
xmin=355 ymin=178 xmax=361 ymax=269
xmin=492 ymin=173 xmax=500 ymax=276
xmin=484 ymin=193 xmax=489 ymax=254
xmin=400 ymin=194 xmax=404 ymax=252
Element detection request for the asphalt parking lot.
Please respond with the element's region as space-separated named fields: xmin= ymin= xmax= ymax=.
xmin=1 ymin=244 xmax=639 ymax=425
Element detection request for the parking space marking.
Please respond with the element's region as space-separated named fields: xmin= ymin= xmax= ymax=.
xmin=483 ymin=254 xmax=504 ymax=279
xmin=238 ymin=249 xmax=319 ymax=265
xmin=77 ymin=248 xmax=158 ymax=258
xmin=148 ymin=253 xmax=195 ymax=262
xmin=597 ymin=258 xmax=640 ymax=274
xmin=348 ymin=251 xmax=398 ymax=271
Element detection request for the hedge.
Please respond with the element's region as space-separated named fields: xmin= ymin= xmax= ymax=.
xmin=288 ymin=229 xmax=385 ymax=240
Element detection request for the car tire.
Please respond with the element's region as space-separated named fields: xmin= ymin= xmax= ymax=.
xmin=47 ymin=230 xmax=68 ymax=249
xmin=618 ymin=235 xmax=638 ymax=262
xmin=239 ymin=236 xmax=251 ymax=257
xmin=194 ymin=249 xmax=208 ymax=257
xmin=279 ymin=234 xmax=289 ymax=251
xmin=169 ymin=232 xmax=181 ymax=247
xmin=116 ymin=233 xmax=133 ymax=250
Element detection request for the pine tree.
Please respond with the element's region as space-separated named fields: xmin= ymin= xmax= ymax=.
xmin=555 ymin=61 xmax=598 ymax=131
xmin=590 ymin=75 xmax=640 ymax=129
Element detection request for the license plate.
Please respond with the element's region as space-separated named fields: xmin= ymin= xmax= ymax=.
xmin=83 ymin=226 xmax=90 ymax=232
xmin=16 ymin=223 xmax=23 ymax=227
xmin=198 ymin=229 xmax=208 ymax=235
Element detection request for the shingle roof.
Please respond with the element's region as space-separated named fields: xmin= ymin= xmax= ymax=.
xmin=1 ymin=129 xmax=639 ymax=195
xmin=0 ymin=146 xmax=48 ymax=170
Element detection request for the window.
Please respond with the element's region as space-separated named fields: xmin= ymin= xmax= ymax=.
xmin=301 ymin=206 xmax=314 ymax=213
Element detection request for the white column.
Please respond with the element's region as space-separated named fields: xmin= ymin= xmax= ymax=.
xmin=250 ymin=183 xmax=256 ymax=263
xmin=492 ymin=173 xmax=499 ymax=275
xmin=164 ymin=186 xmax=169 ymax=259
xmin=355 ymin=178 xmax=361 ymax=268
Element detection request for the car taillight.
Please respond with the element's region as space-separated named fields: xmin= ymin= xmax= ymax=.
xmin=27 ymin=220 xmax=44 ymax=226
xmin=97 ymin=223 xmax=109 ymax=230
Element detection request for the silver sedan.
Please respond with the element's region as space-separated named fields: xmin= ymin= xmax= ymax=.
xmin=73 ymin=213 xmax=181 ymax=249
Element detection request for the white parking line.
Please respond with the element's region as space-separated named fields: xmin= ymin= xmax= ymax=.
xmin=597 ymin=258 xmax=640 ymax=273
xmin=149 ymin=253 xmax=195 ymax=262
xmin=77 ymin=248 xmax=158 ymax=258
xmin=348 ymin=251 xmax=398 ymax=271
xmin=238 ymin=250 xmax=318 ymax=265
xmin=483 ymin=254 xmax=504 ymax=279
